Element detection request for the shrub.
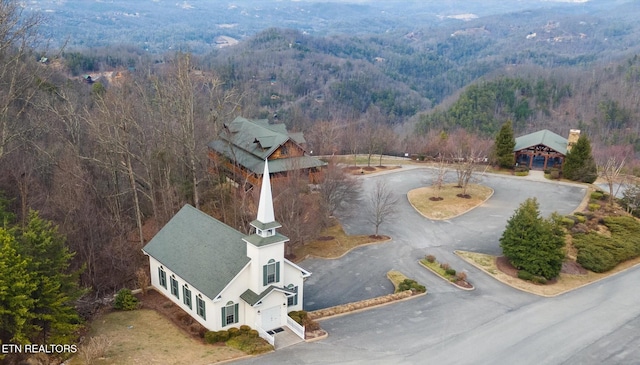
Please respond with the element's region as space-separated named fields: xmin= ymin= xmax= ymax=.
xmin=80 ymin=335 xmax=112 ymax=365
xmin=455 ymin=272 xmax=467 ymax=282
xmin=590 ymin=191 xmax=604 ymax=200
xmin=228 ymin=327 xmax=240 ymax=338
xmin=575 ymin=215 xmax=586 ymax=223
xmin=517 ymin=270 xmax=533 ymax=281
xmin=532 ymin=276 xmax=547 ymax=285
xmin=113 ymin=288 xmax=139 ymax=311
xmin=425 ymin=254 xmax=436 ymax=263
xmin=239 ymin=325 xmax=252 ymax=334
xmin=397 ymin=279 xmax=426 ymax=293
xmin=445 ymin=268 xmax=456 ymax=276
xmin=248 ymin=329 xmax=259 ymax=338
xmin=440 ymin=263 xmax=451 ymax=271
xmin=206 ymin=330 xmax=231 ymax=343
xmin=288 ymin=310 xmax=320 ymax=331
xmin=514 ymin=171 xmax=529 ymax=177
xmin=576 ymin=244 xmax=616 ymax=273
xmin=561 ymin=217 xmax=575 ymax=228
xmin=204 ymin=331 xmax=217 ymax=344
xmin=588 ymin=203 xmax=601 ymax=212
xmin=549 ymin=168 xmax=561 ymax=179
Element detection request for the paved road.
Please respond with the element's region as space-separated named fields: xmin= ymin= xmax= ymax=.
xmin=236 ymin=167 xmax=640 ymax=364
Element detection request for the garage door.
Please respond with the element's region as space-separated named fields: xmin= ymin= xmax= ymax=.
xmin=261 ymin=305 xmax=281 ymax=331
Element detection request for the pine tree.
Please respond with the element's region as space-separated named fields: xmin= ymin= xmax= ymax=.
xmin=17 ymin=211 xmax=84 ymax=344
xmin=494 ymin=120 xmax=516 ymax=169
xmin=563 ymin=134 xmax=597 ymax=183
xmin=499 ymin=198 xmax=565 ymax=280
xmin=0 ymin=228 xmax=36 ymax=345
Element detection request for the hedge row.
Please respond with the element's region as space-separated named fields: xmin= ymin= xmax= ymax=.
xmin=204 ymin=324 xmax=257 ymax=344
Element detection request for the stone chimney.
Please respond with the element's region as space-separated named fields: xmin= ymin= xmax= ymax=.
xmin=567 ymin=129 xmax=580 ymax=152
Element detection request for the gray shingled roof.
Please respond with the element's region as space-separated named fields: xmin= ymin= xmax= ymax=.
xmin=208 ymin=116 xmax=326 ymax=175
xmin=142 ymin=205 xmax=250 ymax=300
xmin=240 ymin=286 xmax=296 ymax=306
xmin=514 ymin=129 xmax=568 ymax=155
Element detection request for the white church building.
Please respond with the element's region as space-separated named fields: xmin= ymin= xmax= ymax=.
xmin=142 ymin=161 xmax=311 ymax=342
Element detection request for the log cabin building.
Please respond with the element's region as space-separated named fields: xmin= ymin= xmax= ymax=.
xmin=208 ymin=117 xmax=326 ymax=188
xmin=513 ymin=129 xmax=580 ymax=170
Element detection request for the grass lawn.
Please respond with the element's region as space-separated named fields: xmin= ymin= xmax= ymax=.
xmin=70 ymin=309 xmax=245 ymax=365
xmin=292 ymin=218 xmax=389 ymax=260
xmin=407 ymin=183 xmax=494 ymax=220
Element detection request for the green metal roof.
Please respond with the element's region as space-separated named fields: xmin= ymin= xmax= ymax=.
xmin=514 ymin=129 xmax=568 ymax=155
xmin=142 ymin=205 xmax=250 ymax=300
xmin=208 ymin=116 xmax=326 ymax=175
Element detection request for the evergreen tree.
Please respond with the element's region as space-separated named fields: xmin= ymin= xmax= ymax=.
xmin=563 ymin=134 xmax=597 ymax=183
xmin=17 ymin=211 xmax=84 ymax=344
xmin=0 ymin=193 xmax=15 ymax=228
xmin=0 ymin=228 xmax=36 ymax=345
xmin=494 ymin=120 xmax=516 ymax=169
xmin=499 ymin=198 xmax=565 ymax=280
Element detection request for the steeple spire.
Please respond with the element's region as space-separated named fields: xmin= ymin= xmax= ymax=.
xmin=256 ymin=160 xmax=275 ymax=224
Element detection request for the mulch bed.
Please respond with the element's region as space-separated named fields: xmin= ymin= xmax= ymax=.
xmin=496 ymin=256 xmax=588 ymax=282
xmin=454 ymin=280 xmax=473 ymax=289
xmin=137 ymin=289 xmax=208 ymax=341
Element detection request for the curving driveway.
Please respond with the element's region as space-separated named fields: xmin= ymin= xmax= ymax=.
xmin=236 ymin=167 xmax=640 ymax=364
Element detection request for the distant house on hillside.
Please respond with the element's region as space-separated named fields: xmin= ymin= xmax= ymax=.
xmin=514 ymin=129 xmax=580 ymax=170
xmin=208 ymin=116 xmax=326 ymax=187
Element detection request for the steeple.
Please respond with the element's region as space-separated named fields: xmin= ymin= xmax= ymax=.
xmin=256 ymin=160 xmax=275 ymax=224
xmin=248 ymin=160 xmax=282 ymax=241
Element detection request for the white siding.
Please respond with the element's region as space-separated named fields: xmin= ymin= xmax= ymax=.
xmin=283 ymin=260 xmax=307 ymax=312
xmin=147 ymin=256 xmax=236 ymax=331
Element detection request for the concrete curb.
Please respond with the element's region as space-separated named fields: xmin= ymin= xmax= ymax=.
xmin=309 ymin=290 xmax=427 ymax=322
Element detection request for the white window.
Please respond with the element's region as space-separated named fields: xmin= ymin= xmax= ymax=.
xmin=158 ymin=267 xmax=167 ymax=289
xmin=183 ymin=285 xmax=192 ymax=309
xmin=196 ymin=295 xmax=206 ymax=319
xmin=263 ymin=259 xmax=280 ymax=285
xmin=222 ymin=301 xmax=238 ymax=326
xmin=170 ymin=276 xmax=179 ymax=299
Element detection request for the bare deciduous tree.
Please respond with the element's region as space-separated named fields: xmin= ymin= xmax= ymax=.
xmin=318 ymin=157 xmax=361 ymax=217
xmin=0 ymin=1 xmax=45 ymax=159
xmin=448 ymin=129 xmax=492 ymax=197
xmin=366 ymin=179 xmax=399 ymax=237
xmin=594 ymin=145 xmax=632 ymax=205
xmin=431 ymin=156 xmax=447 ymax=200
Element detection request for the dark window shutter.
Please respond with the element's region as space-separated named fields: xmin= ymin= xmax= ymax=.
xmin=234 ymin=303 xmax=239 ymax=323
xmin=276 ymin=262 xmax=280 ymax=282
xmin=263 ymin=265 xmax=268 ymax=286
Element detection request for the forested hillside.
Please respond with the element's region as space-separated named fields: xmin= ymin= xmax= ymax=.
xmin=1 ymin=0 xmax=640 ymax=352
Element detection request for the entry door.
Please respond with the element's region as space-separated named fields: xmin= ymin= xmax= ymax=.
xmin=261 ymin=305 xmax=281 ymax=330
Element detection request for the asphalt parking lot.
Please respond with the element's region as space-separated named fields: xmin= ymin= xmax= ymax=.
xmin=236 ymin=167 xmax=640 ymax=365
